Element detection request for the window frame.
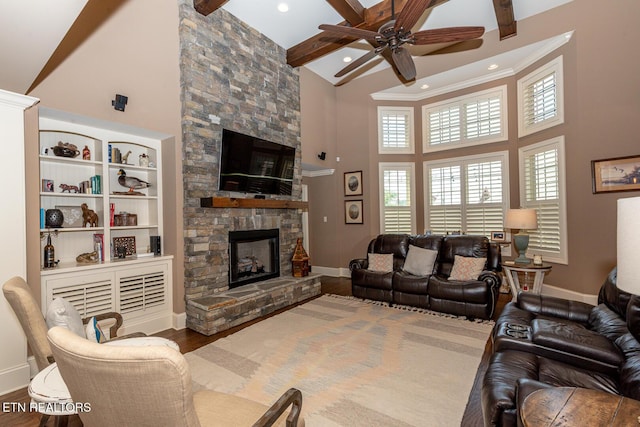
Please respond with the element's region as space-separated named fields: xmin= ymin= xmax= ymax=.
xmin=517 ymin=55 xmax=565 ymax=137
xmin=377 ymin=106 xmax=415 ymax=154
xmin=518 ymin=136 xmax=568 ymax=264
xmin=379 ymin=162 xmax=417 ymax=234
xmin=422 ymin=85 xmax=508 ymax=153
xmin=423 ymin=151 xmax=510 ymax=237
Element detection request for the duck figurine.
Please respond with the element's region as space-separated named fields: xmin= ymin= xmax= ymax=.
xmin=117 ymin=169 xmax=151 ymax=192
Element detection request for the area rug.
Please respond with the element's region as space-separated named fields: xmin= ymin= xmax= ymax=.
xmin=185 ymin=295 xmax=493 ymax=426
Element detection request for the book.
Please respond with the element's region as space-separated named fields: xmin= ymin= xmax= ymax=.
xmin=110 ymin=203 xmax=115 ymax=227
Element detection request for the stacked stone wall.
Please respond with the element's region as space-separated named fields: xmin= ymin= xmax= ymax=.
xmin=178 ymin=1 xmax=302 ymax=300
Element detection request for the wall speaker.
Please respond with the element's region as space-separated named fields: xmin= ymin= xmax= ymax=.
xmin=112 ymin=94 xmax=128 ymax=112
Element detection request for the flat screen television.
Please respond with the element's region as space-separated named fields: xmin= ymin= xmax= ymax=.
xmin=218 ymin=129 xmax=295 ymax=196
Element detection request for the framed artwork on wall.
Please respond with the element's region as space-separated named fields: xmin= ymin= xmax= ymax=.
xmin=345 ymin=200 xmax=363 ymax=224
xmin=591 ymin=155 xmax=640 ymax=193
xmin=344 ymin=170 xmax=363 ymax=196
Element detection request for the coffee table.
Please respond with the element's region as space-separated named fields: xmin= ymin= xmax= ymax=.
xmin=521 ymin=387 xmax=640 ymax=426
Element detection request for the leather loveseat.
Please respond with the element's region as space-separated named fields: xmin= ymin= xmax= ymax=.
xmin=481 ymin=268 xmax=640 ymax=426
xmin=349 ymin=234 xmax=502 ymax=320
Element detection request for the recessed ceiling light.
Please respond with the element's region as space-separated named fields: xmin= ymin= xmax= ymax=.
xmin=277 ymin=3 xmax=289 ymax=13
xmin=420 ymin=84 xmax=429 ymax=90
xmin=488 ymin=64 xmax=499 ymax=70
xmin=343 ymin=56 xmax=352 ymax=63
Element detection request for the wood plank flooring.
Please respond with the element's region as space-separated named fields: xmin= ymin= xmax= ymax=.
xmin=0 ymin=276 xmax=508 ymax=426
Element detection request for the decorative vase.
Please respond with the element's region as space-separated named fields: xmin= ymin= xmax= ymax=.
xmin=45 ymin=209 xmax=64 ymax=228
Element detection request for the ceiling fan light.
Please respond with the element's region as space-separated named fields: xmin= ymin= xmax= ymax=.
xmin=277 ymin=3 xmax=289 ymax=13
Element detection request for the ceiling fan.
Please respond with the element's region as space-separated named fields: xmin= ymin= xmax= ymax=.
xmin=319 ymin=0 xmax=485 ymax=81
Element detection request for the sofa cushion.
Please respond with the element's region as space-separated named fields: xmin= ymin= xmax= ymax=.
xmin=598 ymin=267 xmax=632 ymax=320
xmin=531 ymin=319 xmax=624 ymax=367
xmin=449 ymin=255 xmax=486 ymax=281
xmin=589 ymin=303 xmax=629 ymax=341
xmin=367 ymin=253 xmax=394 ymax=272
xmin=403 ymin=245 xmax=438 ymax=276
xmin=615 ymin=332 xmax=640 ymax=400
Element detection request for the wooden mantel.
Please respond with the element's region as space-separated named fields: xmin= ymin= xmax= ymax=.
xmin=200 ymin=197 xmax=308 ymax=210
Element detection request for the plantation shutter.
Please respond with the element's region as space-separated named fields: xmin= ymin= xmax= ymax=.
xmin=428 ymin=105 xmax=461 ymax=146
xmin=465 ymin=96 xmax=502 ymax=140
xmin=427 ymin=165 xmax=462 ymax=234
xmin=426 ymin=152 xmax=508 ymax=236
xmin=523 ymin=71 xmax=557 ymax=126
xmin=523 ymin=147 xmax=561 ymax=253
xmin=465 ymin=160 xmax=504 ymax=235
xmin=378 ymin=107 xmax=414 ymax=153
xmin=381 ymin=164 xmax=415 ymax=233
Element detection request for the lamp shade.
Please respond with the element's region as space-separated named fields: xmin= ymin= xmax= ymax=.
xmin=617 ymin=197 xmax=640 ymax=295
xmin=505 ymin=208 xmax=538 ymax=230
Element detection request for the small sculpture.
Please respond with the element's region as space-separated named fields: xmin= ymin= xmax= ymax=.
xmin=76 ymin=251 xmax=99 ymax=263
xmin=117 ymin=169 xmax=151 ymax=192
xmin=59 ymin=183 xmax=80 ymax=193
xmin=81 ymin=203 xmax=99 ymax=227
xmin=121 ymin=150 xmax=132 ymax=164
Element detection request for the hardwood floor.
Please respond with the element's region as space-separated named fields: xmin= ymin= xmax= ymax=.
xmin=0 ymin=276 xmax=507 ymax=426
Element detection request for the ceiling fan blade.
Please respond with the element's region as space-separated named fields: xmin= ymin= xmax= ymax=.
xmin=335 ymin=49 xmax=380 ymax=77
xmin=492 ymin=0 xmax=517 ymax=40
xmin=412 ymin=26 xmax=485 ymax=45
xmin=391 ymin=47 xmax=416 ymax=81
xmin=319 ymin=24 xmax=380 ymax=42
xmin=394 ymin=0 xmax=448 ymax=32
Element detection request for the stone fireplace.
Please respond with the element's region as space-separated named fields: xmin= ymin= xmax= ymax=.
xmin=178 ymin=2 xmax=320 ymax=335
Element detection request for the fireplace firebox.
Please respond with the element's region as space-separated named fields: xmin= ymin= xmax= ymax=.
xmin=228 ymin=229 xmax=280 ymax=288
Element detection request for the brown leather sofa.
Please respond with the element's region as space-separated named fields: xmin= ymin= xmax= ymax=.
xmin=481 ymin=268 xmax=640 ymax=426
xmin=349 ymin=234 xmax=502 ymax=320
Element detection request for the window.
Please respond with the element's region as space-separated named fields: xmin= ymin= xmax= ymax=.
xmin=422 ymin=86 xmax=508 ymax=152
xmin=379 ymin=163 xmax=416 ymax=234
xmin=424 ymin=152 xmax=509 ymax=236
xmin=378 ymin=106 xmax=414 ymax=154
xmin=519 ymin=136 xmax=567 ymax=264
xmin=518 ymin=56 xmax=564 ymax=137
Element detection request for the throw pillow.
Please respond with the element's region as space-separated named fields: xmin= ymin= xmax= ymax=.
xmin=368 ymin=253 xmax=394 ymax=272
xmin=403 ymin=245 xmax=438 ymax=276
xmin=448 ymin=255 xmax=487 ymax=281
xmin=45 ymin=297 xmax=85 ymax=338
xmin=85 ymin=317 xmax=106 ymax=343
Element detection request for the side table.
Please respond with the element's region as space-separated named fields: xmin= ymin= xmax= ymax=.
xmin=502 ymin=261 xmax=552 ymax=301
xmin=521 ymin=387 xmax=640 ymax=426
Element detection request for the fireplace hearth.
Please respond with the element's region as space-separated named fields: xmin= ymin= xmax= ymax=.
xmin=229 ymin=228 xmax=280 ymax=288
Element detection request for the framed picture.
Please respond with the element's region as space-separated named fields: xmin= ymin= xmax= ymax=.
xmin=592 ymin=155 xmax=640 ymax=194
xmin=345 ymin=200 xmax=363 ymax=224
xmin=113 ymin=236 xmax=136 ymax=257
xmin=42 ymin=179 xmax=54 ymax=193
xmin=491 ymin=231 xmax=506 ymax=242
xmin=344 ymin=170 xmax=363 ymax=196
xmin=55 ymin=205 xmax=83 ymax=228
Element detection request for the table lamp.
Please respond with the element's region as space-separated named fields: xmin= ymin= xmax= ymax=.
xmin=505 ymin=208 xmax=538 ymax=264
xmin=617 ymin=197 xmax=640 ymax=296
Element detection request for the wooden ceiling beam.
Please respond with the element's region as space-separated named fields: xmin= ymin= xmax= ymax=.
xmin=492 ymin=0 xmax=517 ymax=40
xmin=326 ymin=0 xmax=366 ymax=26
xmin=194 ymin=0 xmax=229 ymax=17
xmin=287 ymin=0 xmax=410 ymax=67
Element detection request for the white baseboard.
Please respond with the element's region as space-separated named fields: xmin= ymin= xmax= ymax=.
xmin=541 ymin=283 xmax=598 ymax=306
xmin=0 ymin=361 xmax=30 ymax=395
xmin=120 ymin=311 xmax=174 ymax=336
xmin=311 ymin=266 xmax=350 ymax=277
xmin=173 ymin=311 xmax=186 ymax=330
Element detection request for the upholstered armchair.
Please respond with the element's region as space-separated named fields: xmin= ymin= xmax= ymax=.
xmin=2 ymin=276 xmax=143 ymax=371
xmin=47 ymin=326 xmax=304 ymax=426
